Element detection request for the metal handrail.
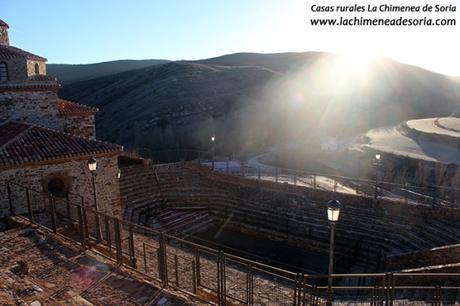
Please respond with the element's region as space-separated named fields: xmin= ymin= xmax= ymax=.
xmin=5 ymin=181 xmax=460 ymax=305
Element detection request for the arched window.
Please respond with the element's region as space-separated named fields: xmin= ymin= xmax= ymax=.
xmin=34 ymin=63 xmax=40 ymax=75
xmin=0 ymin=62 xmax=8 ymax=81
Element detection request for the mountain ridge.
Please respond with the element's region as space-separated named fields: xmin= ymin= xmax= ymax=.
xmin=59 ymin=52 xmax=460 ymax=153
xmin=48 ymin=59 xmax=170 ymax=85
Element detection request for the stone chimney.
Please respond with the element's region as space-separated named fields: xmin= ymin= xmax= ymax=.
xmin=0 ymin=20 xmax=10 ymax=46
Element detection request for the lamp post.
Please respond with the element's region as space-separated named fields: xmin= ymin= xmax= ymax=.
xmin=327 ymin=199 xmax=341 ymax=306
xmin=87 ymin=157 xmax=102 ymax=241
xmin=211 ymin=136 xmax=215 ymax=171
xmin=374 ymin=153 xmax=382 ymax=199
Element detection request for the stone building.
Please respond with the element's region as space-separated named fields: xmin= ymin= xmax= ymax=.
xmin=0 ymin=19 xmax=122 ymax=217
xmin=0 ymin=19 xmax=96 ymax=139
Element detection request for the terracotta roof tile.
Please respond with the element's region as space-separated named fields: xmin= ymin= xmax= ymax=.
xmin=57 ymin=99 xmax=98 ymax=116
xmin=0 ymin=122 xmax=121 ymax=169
xmin=0 ymin=45 xmax=46 ymax=61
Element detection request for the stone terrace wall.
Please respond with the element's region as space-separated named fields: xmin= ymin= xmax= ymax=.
xmin=184 ymin=164 xmax=460 ymax=259
xmin=0 ymin=155 xmax=122 ymax=218
xmin=190 ymin=164 xmax=460 ymax=220
xmin=118 ymin=162 xmax=460 ymax=269
xmin=387 ymin=244 xmax=460 ymax=271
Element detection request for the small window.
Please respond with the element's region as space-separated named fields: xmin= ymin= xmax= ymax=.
xmin=0 ymin=62 xmax=8 ymax=81
xmin=34 ymin=63 xmax=40 ymax=75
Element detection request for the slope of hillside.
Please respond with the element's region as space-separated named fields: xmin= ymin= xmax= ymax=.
xmin=48 ymin=59 xmax=169 ymax=84
xmin=60 ymin=52 xmax=460 ymax=153
xmin=60 ymin=61 xmax=279 ymax=150
xmin=194 ymin=51 xmax=329 ymax=73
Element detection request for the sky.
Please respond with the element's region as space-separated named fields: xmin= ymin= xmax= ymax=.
xmin=1 ymin=0 xmax=459 ymax=76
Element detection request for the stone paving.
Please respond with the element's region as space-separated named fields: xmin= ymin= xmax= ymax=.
xmin=0 ymin=218 xmax=196 ymax=305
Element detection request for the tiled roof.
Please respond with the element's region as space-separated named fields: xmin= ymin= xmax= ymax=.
xmin=0 ymin=122 xmax=121 ymax=169
xmin=57 ymin=99 xmax=98 ymax=116
xmin=0 ymin=45 xmax=46 ymax=61
xmin=0 ymin=20 xmax=8 ymax=28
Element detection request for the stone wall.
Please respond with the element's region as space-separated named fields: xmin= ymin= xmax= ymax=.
xmin=0 ymin=26 xmax=9 ymax=46
xmin=62 ymin=114 xmax=96 ymax=139
xmin=0 ymin=89 xmax=64 ymax=130
xmin=0 ymin=58 xmax=28 ymax=81
xmin=26 ymin=60 xmax=47 ymax=77
xmin=0 ymin=155 xmax=122 ymax=218
xmin=387 ymin=244 xmax=460 ymax=271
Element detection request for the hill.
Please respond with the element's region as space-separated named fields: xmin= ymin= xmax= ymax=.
xmin=47 ymin=59 xmax=169 ymax=84
xmin=194 ymin=52 xmax=328 ymax=73
xmin=60 ymin=61 xmax=279 ymax=151
xmin=60 ymin=52 xmax=460 ymax=154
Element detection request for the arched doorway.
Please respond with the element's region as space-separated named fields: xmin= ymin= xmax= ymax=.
xmin=47 ymin=177 xmax=68 ymax=198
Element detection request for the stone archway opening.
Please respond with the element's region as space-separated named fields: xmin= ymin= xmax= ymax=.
xmin=47 ymin=177 xmax=69 ymax=198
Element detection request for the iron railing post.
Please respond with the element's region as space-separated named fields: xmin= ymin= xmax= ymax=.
xmin=104 ymin=216 xmax=111 ymax=253
xmin=195 ymin=247 xmax=201 ymax=287
xmin=174 ymin=255 xmax=179 ymax=287
xmin=26 ymin=188 xmax=33 ymax=223
xmin=49 ymin=195 xmax=57 ymax=233
xmin=128 ymin=223 xmax=136 ymax=268
xmin=6 ymin=182 xmax=14 ymax=216
xmin=143 ymin=242 xmax=148 ymax=273
xmin=275 ymin=167 xmax=278 ymax=183
xmin=113 ymin=218 xmax=123 ymax=265
xmin=81 ymin=197 xmax=89 ymax=238
xmin=65 ymin=194 xmax=71 ymax=220
xmin=159 ymin=233 xmax=168 ymax=287
xmin=248 ymin=265 xmax=254 ymax=305
xmin=77 ymin=205 xmax=86 ymax=250
xmin=192 ymin=260 xmax=197 ymax=294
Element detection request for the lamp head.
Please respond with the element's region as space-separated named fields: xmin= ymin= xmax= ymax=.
xmin=375 ymin=153 xmax=381 ymax=160
xmin=211 ymin=136 xmax=215 ymax=142
xmin=327 ymin=199 xmax=341 ymax=222
xmin=117 ymin=169 xmax=121 ymax=179
xmin=87 ymin=157 xmax=97 ymax=172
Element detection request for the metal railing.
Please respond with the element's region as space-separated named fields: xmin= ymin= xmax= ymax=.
xmin=197 ymin=160 xmax=460 ymax=209
xmin=123 ymin=147 xmax=460 ymax=209
xmin=3 ymin=181 xmax=460 ymax=305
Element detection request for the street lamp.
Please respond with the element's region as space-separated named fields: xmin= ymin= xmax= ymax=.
xmin=374 ymin=153 xmax=382 ymax=199
xmin=87 ymin=157 xmax=102 ymax=241
xmin=327 ymin=199 xmax=341 ymax=306
xmin=211 ymin=136 xmax=216 ymax=171
xmin=117 ymin=169 xmax=121 ymax=179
